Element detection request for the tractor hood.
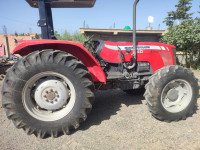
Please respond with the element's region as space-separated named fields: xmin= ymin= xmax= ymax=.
xmin=96 ymin=41 xmax=176 ymax=72
xmin=26 ymin=0 xmax=96 ymax=8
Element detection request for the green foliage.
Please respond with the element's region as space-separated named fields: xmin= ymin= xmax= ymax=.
xmin=19 ymin=33 xmax=29 ymax=36
xmin=161 ymin=20 xmax=200 ymax=69
xmin=14 ymin=32 xmax=18 ymax=36
xmin=163 ymin=0 xmax=193 ymax=27
xmin=162 ymin=1 xmax=200 ymax=69
xmin=196 ymin=5 xmax=200 ymax=22
xmin=35 ymin=34 xmax=41 ymax=39
xmin=54 ymin=31 xmax=61 ymax=40
xmin=55 ymin=30 xmax=89 ymax=43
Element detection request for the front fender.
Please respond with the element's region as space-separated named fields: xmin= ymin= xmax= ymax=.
xmin=13 ymin=40 xmax=106 ymax=84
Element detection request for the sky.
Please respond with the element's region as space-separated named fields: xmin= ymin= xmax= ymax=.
xmin=0 ymin=0 xmax=199 ymax=34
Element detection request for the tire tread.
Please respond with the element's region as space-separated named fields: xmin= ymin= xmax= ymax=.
xmin=2 ymin=49 xmax=95 ymax=138
xmin=144 ymin=65 xmax=199 ymax=122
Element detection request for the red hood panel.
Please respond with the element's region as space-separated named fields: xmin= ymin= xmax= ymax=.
xmin=99 ymin=41 xmax=176 ymax=72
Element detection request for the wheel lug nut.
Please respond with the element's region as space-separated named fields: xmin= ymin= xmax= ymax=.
xmin=50 ymin=89 xmax=53 ymax=92
xmin=45 ymin=91 xmax=48 ymax=94
xmin=57 ymin=95 xmax=59 ymax=98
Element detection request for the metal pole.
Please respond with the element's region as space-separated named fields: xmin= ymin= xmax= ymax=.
xmin=133 ymin=0 xmax=139 ymax=65
xmin=38 ymin=0 xmax=49 ymax=39
xmin=4 ymin=36 xmax=10 ymax=58
xmin=46 ymin=3 xmax=55 ymax=39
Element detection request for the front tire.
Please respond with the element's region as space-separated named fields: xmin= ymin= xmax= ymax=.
xmin=144 ymin=66 xmax=199 ymax=122
xmin=2 ymin=50 xmax=95 ymax=138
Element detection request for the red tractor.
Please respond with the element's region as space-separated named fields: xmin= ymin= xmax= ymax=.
xmin=2 ymin=0 xmax=199 ymax=138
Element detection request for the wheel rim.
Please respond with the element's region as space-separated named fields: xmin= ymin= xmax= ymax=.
xmin=161 ymin=79 xmax=192 ymax=113
xmin=22 ymin=71 xmax=76 ymax=122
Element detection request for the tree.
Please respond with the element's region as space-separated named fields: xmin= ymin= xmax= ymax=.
xmin=54 ymin=31 xmax=61 ymax=40
xmin=55 ymin=30 xmax=89 ymax=43
xmin=196 ymin=5 xmax=200 ymax=21
xmin=163 ymin=0 xmax=193 ymax=27
xmin=60 ymin=30 xmax=72 ymax=41
xmin=161 ymin=20 xmax=200 ymax=69
xmin=72 ymin=31 xmax=88 ymax=43
xmin=14 ymin=31 xmax=18 ymax=36
xmin=35 ymin=34 xmax=41 ymax=39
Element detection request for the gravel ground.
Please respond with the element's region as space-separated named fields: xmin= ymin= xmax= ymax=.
xmin=0 ymin=71 xmax=200 ymax=150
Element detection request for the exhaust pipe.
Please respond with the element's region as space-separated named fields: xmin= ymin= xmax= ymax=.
xmin=124 ymin=0 xmax=139 ymax=70
xmin=132 ymin=0 xmax=140 ymax=69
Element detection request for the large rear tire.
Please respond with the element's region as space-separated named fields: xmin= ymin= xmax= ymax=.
xmin=144 ymin=65 xmax=199 ymax=122
xmin=2 ymin=50 xmax=95 ymax=138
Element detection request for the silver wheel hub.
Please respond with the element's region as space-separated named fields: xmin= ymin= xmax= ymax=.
xmin=161 ymin=79 xmax=192 ymax=113
xmin=167 ymin=89 xmax=179 ymax=102
xmin=22 ymin=72 xmax=76 ymax=122
xmin=34 ymin=80 xmax=70 ymax=111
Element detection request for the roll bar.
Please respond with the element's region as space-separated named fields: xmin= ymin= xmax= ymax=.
xmin=36 ymin=0 xmax=96 ymax=39
xmin=37 ymin=0 xmax=55 ymax=39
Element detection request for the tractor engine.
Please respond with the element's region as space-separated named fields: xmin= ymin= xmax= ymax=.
xmin=90 ymin=40 xmax=176 ymax=81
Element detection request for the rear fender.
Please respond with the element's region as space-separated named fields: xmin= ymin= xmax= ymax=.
xmin=13 ymin=40 xmax=106 ymax=84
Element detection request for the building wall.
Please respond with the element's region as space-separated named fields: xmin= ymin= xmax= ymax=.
xmin=85 ymin=33 xmax=161 ymax=42
xmin=80 ymin=28 xmax=166 ymax=43
xmin=0 ymin=34 xmax=36 ymax=54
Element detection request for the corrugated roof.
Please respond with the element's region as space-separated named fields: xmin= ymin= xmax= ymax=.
xmin=26 ymin=0 xmax=96 ymax=8
xmin=80 ymin=28 xmax=167 ymax=36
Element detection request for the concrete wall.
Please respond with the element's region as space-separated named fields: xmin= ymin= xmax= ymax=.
xmin=0 ymin=34 xmax=36 ymax=54
xmin=87 ymin=33 xmax=161 ymax=42
xmin=80 ymin=28 xmax=166 ymax=43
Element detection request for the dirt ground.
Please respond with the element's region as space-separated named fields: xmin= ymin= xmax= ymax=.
xmin=0 ymin=71 xmax=200 ymax=150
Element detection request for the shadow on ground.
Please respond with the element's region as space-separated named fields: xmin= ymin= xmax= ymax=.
xmin=78 ymin=89 xmax=144 ymax=131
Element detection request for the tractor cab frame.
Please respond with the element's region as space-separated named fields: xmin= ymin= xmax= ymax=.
xmin=27 ymin=0 xmax=139 ymax=67
xmin=26 ymin=0 xmax=96 ymax=39
xmin=26 ymin=0 xmax=139 ymax=40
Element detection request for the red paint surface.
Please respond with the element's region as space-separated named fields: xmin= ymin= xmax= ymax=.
xmin=13 ymin=40 xmax=106 ymax=83
xmin=99 ymin=41 xmax=176 ymax=72
xmin=13 ymin=40 xmax=176 ymax=84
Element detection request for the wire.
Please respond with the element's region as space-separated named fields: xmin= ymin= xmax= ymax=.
xmin=0 ymin=15 xmax=36 ymax=27
xmin=117 ymin=44 xmax=124 ymax=72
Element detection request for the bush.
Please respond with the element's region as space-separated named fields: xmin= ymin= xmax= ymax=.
xmin=161 ymin=20 xmax=200 ymax=69
xmin=55 ymin=30 xmax=89 ymax=43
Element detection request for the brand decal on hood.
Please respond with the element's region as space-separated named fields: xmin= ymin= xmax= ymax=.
xmin=104 ymin=45 xmax=164 ymax=51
